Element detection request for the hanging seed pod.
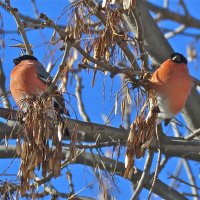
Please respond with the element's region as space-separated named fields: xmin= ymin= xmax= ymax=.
xmin=121 ymin=100 xmax=125 ymax=121
xmin=45 ymin=143 xmax=50 ymax=161
xmin=16 ymin=138 xmax=21 ymax=156
xmin=21 ymin=143 xmax=27 ymax=160
xmin=57 ymin=143 xmax=62 ymax=154
xmin=44 ymin=117 xmax=50 ymax=140
xmin=48 ymin=157 xmax=54 ymax=171
xmin=44 ymin=97 xmax=52 ymax=114
xmin=126 ymin=87 xmax=132 ymax=104
xmin=38 ymin=119 xmax=44 ymax=141
xmin=57 ymin=121 xmax=63 ymax=142
xmin=53 ymin=157 xmax=61 ymax=177
xmin=28 ymin=169 xmax=35 ymax=179
xmin=20 ymin=162 xmax=27 ymax=179
xmin=115 ymin=94 xmax=118 ymax=115
xmin=20 ymin=187 xmax=26 ymax=197
xmin=28 ymin=150 xmax=37 ymax=170
xmin=36 ymin=149 xmax=42 ymax=166
xmin=42 ymin=161 xmax=47 ymax=177
xmin=33 ymin=118 xmax=39 ymax=138
xmin=52 ymin=132 xmax=58 ymax=146
xmin=105 ymin=48 xmax=110 ymax=62
xmin=35 ymin=120 xmax=43 ymax=145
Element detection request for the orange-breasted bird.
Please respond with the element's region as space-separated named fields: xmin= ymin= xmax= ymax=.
xmin=10 ymin=55 xmax=68 ymax=116
xmin=149 ymin=52 xmax=192 ymax=125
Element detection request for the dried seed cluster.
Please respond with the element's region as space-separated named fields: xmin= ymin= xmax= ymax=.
xmin=124 ymin=92 xmax=158 ymax=178
xmin=16 ymin=93 xmax=68 ymax=195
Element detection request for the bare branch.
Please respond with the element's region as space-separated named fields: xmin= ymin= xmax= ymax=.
xmin=75 ymin=75 xmax=90 ymax=122
xmin=169 ymin=175 xmax=200 ymax=191
xmin=62 ymin=140 xmax=121 ymax=150
xmin=182 ymin=159 xmax=199 ymax=200
xmin=184 ymin=128 xmax=200 ymax=140
xmin=179 ymin=0 xmax=189 ymax=16
xmin=1 ymin=108 xmax=200 ymax=161
xmin=165 ymin=24 xmax=186 ymax=39
xmin=147 ymin=2 xmax=200 ymax=29
xmin=130 ymin=8 xmax=148 ymax=69
xmin=0 ymin=145 xmax=188 ymax=200
xmin=0 ymin=59 xmax=11 ymax=108
xmin=46 ymin=38 xmax=73 ymax=94
xmin=121 ymin=0 xmax=173 ymax=64
xmin=6 ymin=2 xmax=33 ymax=55
xmin=148 ymin=128 xmax=162 ymax=200
xmin=131 ymin=151 xmax=154 ymax=200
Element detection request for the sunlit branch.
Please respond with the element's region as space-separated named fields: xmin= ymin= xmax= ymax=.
xmin=6 ymin=1 xmax=33 ymax=55
xmin=75 ymin=75 xmax=90 ymax=122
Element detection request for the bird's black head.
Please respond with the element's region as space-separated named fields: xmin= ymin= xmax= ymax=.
xmin=170 ymin=52 xmax=187 ymax=64
xmin=13 ymin=55 xmax=38 ymax=65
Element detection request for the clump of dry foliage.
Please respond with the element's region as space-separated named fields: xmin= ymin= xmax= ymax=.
xmin=15 ymin=92 xmax=70 ymax=195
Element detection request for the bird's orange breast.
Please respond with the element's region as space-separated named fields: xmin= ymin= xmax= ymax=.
xmin=10 ymin=61 xmax=47 ymax=104
xmin=150 ymin=59 xmax=192 ymax=115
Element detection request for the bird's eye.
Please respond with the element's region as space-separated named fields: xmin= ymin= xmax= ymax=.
xmin=172 ymin=55 xmax=181 ymax=63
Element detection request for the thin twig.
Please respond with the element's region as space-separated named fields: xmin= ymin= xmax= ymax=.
xmin=184 ymin=128 xmax=200 ymax=140
xmin=183 ymin=193 xmax=200 ymax=198
xmin=6 ymin=2 xmax=33 ymax=55
xmin=74 ymin=43 xmax=126 ymax=77
xmin=130 ymin=9 xmax=148 ymax=69
xmin=147 ymin=2 xmax=200 ymax=29
xmin=75 ymin=75 xmax=90 ymax=122
xmin=78 ymin=62 xmax=140 ymax=77
xmin=148 ymin=126 xmax=162 ymax=200
xmin=179 ymin=0 xmax=189 ymax=16
xmin=172 ymin=122 xmax=198 ymax=199
xmin=131 ymin=151 xmax=154 ymax=200
xmin=169 ymin=175 xmax=200 ymax=190
xmin=165 ymin=24 xmax=186 ymax=39
xmin=169 ymin=159 xmax=183 ymax=189
xmin=66 ymin=170 xmax=75 ymax=196
xmin=182 ymin=159 xmax=199 ymax=200
xmin=0 ymin=59 xmax=11 ymax=108
xmin=46 ymin=38 xmax=72 ymax=94
xmin=157 ymin=156 xmax=169 ymax=174
xmin=39 ymin=13 xmax=67 ymax=39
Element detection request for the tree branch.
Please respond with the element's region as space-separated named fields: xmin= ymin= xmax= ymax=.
xmin=0 ymin=146 xmax=188 ymax=200
xmin=147 ymin=2 xmax=200 ymax=29
xmin=131 ymin=151 xmax=154 ymax=200
xmin=0 ymin=59 xmax=11 ymax=108
xmin=6 ymin=2 xmax=33 ymax=55
xmin=75 ymin=75 xmax=90 ymax=122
